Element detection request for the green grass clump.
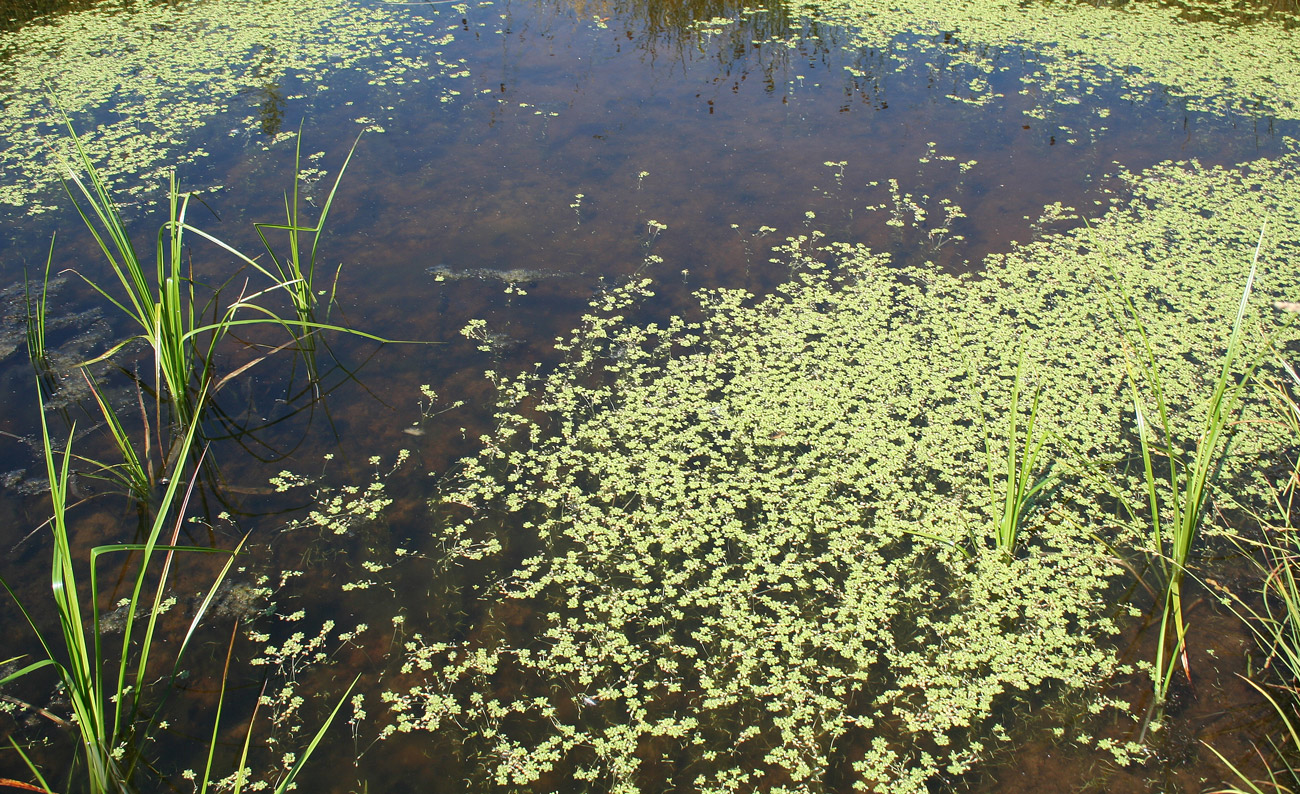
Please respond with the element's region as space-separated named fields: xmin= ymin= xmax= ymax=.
xmin=52 ymin=113 xmax=409 ymax=499
xmin=1207 ymin=355 xmax=1300 ymax=793
xmin=2 ymin=386 xmax=223 ymax=793
xmin=985 ymin=354 xmax=1051 ymax=557
xmin=21 ymin=234 xmax=54 ymax=371
xmin=1113 ymin=225 xmax=1267 ymax=707
xmin=0 ymin=388 xmax=356 ymax=793
xmin=63 ymin=131 xmax=206 ymax=428
xmin=244 ymin=130 xmax=363 ymax=383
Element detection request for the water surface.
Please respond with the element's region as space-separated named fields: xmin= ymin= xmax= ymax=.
xmin=0 ymin=0 xmax=1296 ymax=789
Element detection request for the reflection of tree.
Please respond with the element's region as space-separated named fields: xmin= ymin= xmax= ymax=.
xmin=236 ymin=45 xmax=288 ymax=136
xmin=0 ymin=0 xmax=106 ymax=33
xmin=563 ymin=0 xmax=791 ymax=41
xmin=0 ymin=0 xmax=200 ymax=34
xmin=545 ymin=0 xmax=835 ymax=81
xmin=1038 ymin=0 xmax=1298 ymax=28
xmin=524 ymin=0 xmax=909 ymax=113
xmin=254 ymin=81 xmax=287 ymax=136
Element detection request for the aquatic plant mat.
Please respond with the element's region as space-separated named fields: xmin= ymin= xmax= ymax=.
xmin=381 ymin=144 xmax=1300 ymax=791
xmin=0 ymin=0 xmax=453 ymax=212
xmin=2 ymin=0 xmax=1299 ymax=788
xmin=782 ymin=0 xmax=1300 ymax=121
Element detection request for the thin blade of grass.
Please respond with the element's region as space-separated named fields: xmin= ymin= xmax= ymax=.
xmin=200 ymin=621 xmax=242 ymax=794
xmin=81 ymin=370 xmax=149 ymax=499
xmin=272 ymin=675 xmax=360 ymax=794
xmin=5 ymin=738 xmax=55 ymax=794
xmin=107 ymin=411 xmax=204 ymax=743
xmin=230 ymin=681 xmax=268 ymax=794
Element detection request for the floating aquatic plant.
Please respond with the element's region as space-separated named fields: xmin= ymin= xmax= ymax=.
xmin=0 ymin=0 xmax=467 ymax=213
xmin=785 ymin=0 xmax=1300 ymax=121
xmin=384 ymin=143 xmax=1300 ymax=791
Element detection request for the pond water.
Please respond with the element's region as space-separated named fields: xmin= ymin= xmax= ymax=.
xmin=1 ymin=0 xmax=1299 ymax=790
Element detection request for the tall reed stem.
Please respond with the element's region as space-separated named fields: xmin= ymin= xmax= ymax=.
xmin=1121 ymin=223 xmax=1266 ymax=705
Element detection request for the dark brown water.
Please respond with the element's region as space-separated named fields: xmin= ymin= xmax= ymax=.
xmin=0 ymin=0 xmax=1296 ymax=790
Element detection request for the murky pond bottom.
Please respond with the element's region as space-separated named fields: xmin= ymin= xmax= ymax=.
xmin=1 ymin=0 xmax=1299 ymax=790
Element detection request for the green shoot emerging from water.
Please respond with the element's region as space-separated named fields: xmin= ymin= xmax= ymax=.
xmin=22 ymin=233 xmax=54 ymax=372
xmin=249 ymin=129 xmax=363 ymax=382
xmin=55 ymin=111 xmax=416 ymax=489
xmin=0 ymin=384 xmax=230 ymax=793
xmin=985 ymin=353 xmax=1051 ymax=556
xmin=1120 ymin=223 xmax=1266 ymax=707
xmin=60 ymin=110 xmax=215 ymax=428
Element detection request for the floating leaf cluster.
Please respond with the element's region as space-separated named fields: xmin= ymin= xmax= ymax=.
xmin=694 ymin=0 xmax=1300 ymax=122
xmin=0 ymin=0 xmax=465 ymax=212
xmin=382 ymin=142 xmax=1300 ymax=791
